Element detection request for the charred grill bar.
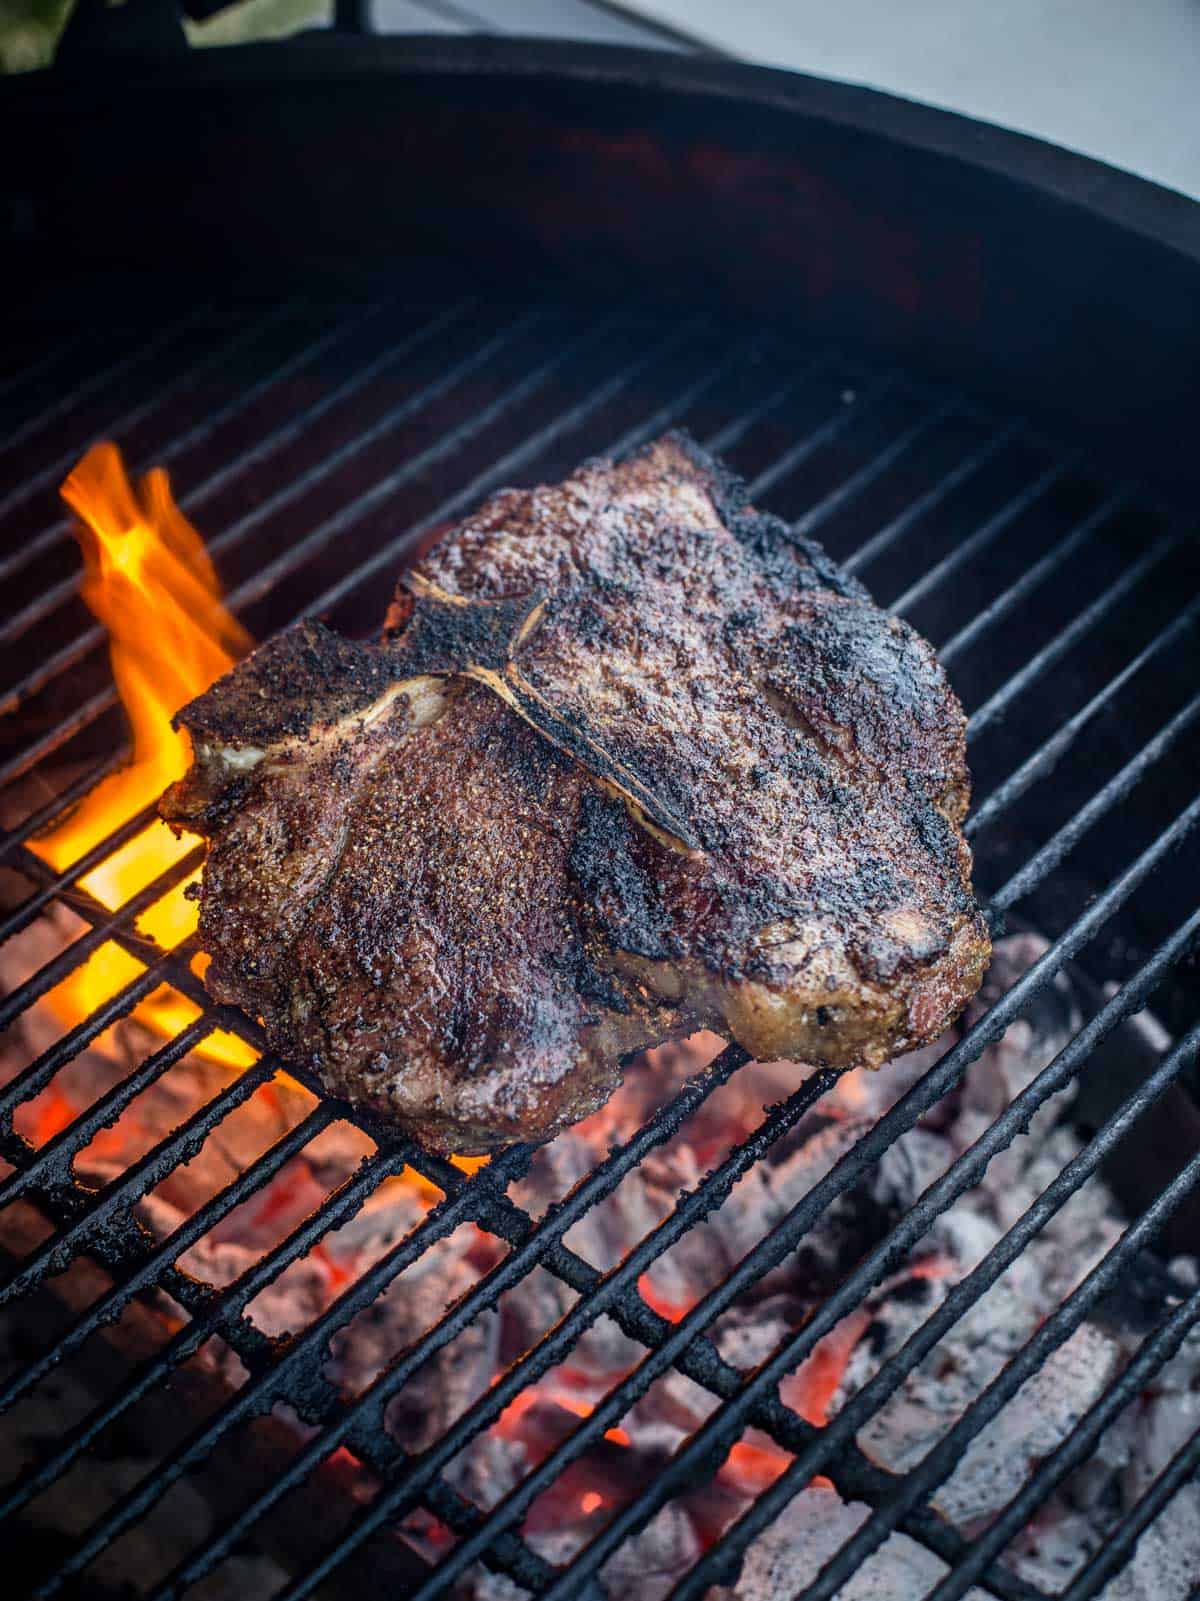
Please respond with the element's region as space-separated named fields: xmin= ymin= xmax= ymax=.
xmin=0 ymin=297 xmax=1197 ymax=1600
xmin=3 ymin=36 xmax=1200 ymax=1601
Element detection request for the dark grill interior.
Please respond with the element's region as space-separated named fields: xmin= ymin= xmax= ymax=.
xmin=1 ymin=297 xmax=1198 ymax=1601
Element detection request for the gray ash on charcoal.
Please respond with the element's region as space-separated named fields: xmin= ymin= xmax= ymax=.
xmin=1 ymin=929 xmax=1196 ymax=1600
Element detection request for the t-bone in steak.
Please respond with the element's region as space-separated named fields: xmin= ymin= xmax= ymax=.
xmin=161 ymin=434 xmax=990 ymax=1153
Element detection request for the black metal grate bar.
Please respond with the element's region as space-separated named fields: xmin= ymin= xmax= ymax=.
xmin=0 ymin=683 xmax=126 ymax=791
xmin=0 ymin=845 xmax=204 ymax=1033
xmin=0 ymin=306 xmax=206 ymax=493
xmin=502 ymin=794 xmax=1200 ymax=1599
xmin=965 ymin=528 xmax=1182 ymax=738
xmin=0 ymin=750 xmax=124 ymax=865
xmin=789 ymin=394 xmax=958 ymax=540
xmin=841 ymin=422 xmax=1020 ymax=577
xmin=966 ymin=589 xmax=1200 ymax=838
xmin=0 ymin=307 xmax=291 ymax=599
xmin=0 ymin=298 xmax=508 ymax=720
xmin=774 ymin=1043 xmax=1200 ymax=1601
xmin=925 ymin=1276 xmax=1200 ymax=1600
xmin=888 ymin=451 xmax=1080 ymax=617
xmin=1 ymin=311 xmax=1198 ymax=1601
xmin=988 ymin=688 xmax=1200 ymax=914
xmin=0 ymin=936 xmax=191 ymax=1134
xmin=409 ymin=900 xmax=1200 ymax=1601
xmin=936 ymin=487 xmax=1131 ymax=664
xmin=744 ymin=375 xmax=896 ymax=500
xmin=120 ymin=300 xmax=388 ymax=479
xmin=197 ymin=302 xmax=540 ymax=577
xmin=0 ymin=297 xmax=417 ymax=713
xmin=0 ymin=798 xmax=160 ymax=949
xmin=593 ymin=335 xmax=770 ymax=463
xmin=662 ymin=999 xmax=1200 ymax=1601
xmin=0 ymin=296 xmax=357 ymax=594
xmin=703 ymin=360 xmax=829 ymax=457
xmin=3 ymin=851 xmax=244 ymax=1057
xmin=296 ymin=316 xmax=712 ymax=623
xmin=1059 ymin=1425 xmax=1200 ymax=1601
xmin=0 ymin=1044 xmax=276 ymax=1314
xmin=0 ymin=1010 xmax=217 ymax=1212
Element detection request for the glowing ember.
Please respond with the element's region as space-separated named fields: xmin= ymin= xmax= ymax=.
xmin=29 ymin=1078 xmax=77 ymax=1146
xmin=637 ymin=1272 xmax=694 ymax=1324
xmin=495 ymin=1385 xmax=540 ymax=1434
xmin=722 ymin=1440 xmax=791 ymax=1492
xmin=555 ymin=1393 xmax=596 ymax=1420
xmin=9 ymin=450 xmax=1167 ymax=1600
xmin=31 ymin=443 xmax=255 ymax=1069
xmin=782 ymin=1307 xmax=874 ymax=1428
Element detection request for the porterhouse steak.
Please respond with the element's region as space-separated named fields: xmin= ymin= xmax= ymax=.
xmin=162 ymin=435 xmax=989 ymax=1152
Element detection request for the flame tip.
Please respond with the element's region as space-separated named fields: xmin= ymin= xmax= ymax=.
xmin=33 ymin=444 xmax=253 ymax=1070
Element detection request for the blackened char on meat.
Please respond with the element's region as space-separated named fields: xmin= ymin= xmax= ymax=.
xmin=162 ymin=434 xmax=989 ymax=1154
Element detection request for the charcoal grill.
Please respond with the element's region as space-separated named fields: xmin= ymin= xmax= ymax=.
xmin=2 ymin=31 xmax=1200 ymax=1601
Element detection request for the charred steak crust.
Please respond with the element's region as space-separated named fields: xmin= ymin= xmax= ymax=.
xmin=178 ymin=619 xmax=407 ymax=748
xmin=162 ymin=433 xmax=989 ymax=1153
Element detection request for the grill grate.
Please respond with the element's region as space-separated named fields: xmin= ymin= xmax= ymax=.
xmin=1 ymin=298 xmax=1198 ymax=1601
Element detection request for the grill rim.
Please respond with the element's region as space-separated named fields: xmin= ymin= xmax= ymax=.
xmin=8 ymin=35 xmax=1200 ymax=509
xmin=11 ymin=35 xmax=1200 ymax=260
xmin=7 ymin=36 xmax=1200 ymax=1593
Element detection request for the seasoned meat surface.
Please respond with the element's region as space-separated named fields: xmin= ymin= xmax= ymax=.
xmin=163 ymin=434 xmax=989 ymax=1152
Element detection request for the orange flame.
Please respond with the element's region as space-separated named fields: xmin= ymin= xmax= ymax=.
xmin=31 ymin=443 xmax=256 ymax=1069
xmin=28 ymin=443 xmax=487 ymax=1195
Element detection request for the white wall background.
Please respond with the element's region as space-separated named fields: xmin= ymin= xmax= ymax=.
xmin=626 ymin=0 xmax=1200 ymax=200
